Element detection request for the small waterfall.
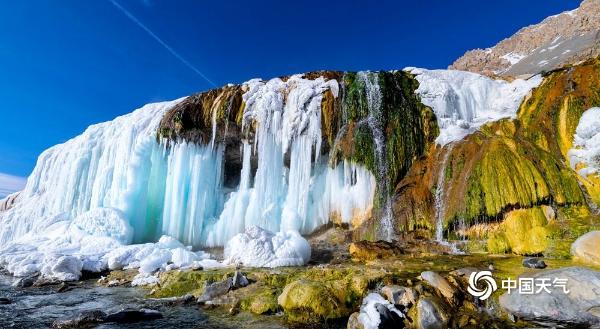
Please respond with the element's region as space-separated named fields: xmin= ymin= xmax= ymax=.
xmin=434 ymin=143 xmax=454 ymax=242
xmin=358 ymin=71 xmax=394 ymax=242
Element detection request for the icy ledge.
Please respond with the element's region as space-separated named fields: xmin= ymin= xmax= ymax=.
xmin=405 ymin=68 xmax=542 ymax=145
xmin=568 ymin=107 xmax=600 ymax=176
xmin=0 ymin=209 xmax=310 ymax=284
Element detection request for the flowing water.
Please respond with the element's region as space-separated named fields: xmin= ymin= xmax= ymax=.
xmin=434 ymin=143 xmax=455 ymax=242
xmin=358 ymin=71 xmax=394 ymax=242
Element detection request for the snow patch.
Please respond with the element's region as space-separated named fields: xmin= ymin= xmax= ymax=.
xmin=501 ymin=52 xmax=526 ymax=65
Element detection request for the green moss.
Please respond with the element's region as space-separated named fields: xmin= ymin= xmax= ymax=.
xmin=240 ymin=288 xmax=280 ymax=315
xmin=148 ymin=270 xmax=229 ymax=298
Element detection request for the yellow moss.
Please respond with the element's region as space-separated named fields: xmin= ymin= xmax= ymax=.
xmin=277 ymin=279 xmax=349 ymax=322
xmin=501 ymin=207 xmax=549 ymax=255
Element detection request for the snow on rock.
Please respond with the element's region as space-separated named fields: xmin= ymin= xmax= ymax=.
xmin=568 ymin=107 xmax=600 ymax=176
xmin=405 ymin=68 xmax=542 ymax=145
xmin=357 ymin=293 xmax=403 ymax=329
xmin=224 ymin=226 xmax=311 ymax=267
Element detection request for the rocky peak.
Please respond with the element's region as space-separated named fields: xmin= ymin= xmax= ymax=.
xmin=450 ymin=0 xmax=600 ymax=78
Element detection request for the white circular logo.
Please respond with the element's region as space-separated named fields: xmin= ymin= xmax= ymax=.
xmin=467 ymin=270 xmax=497 ymax=301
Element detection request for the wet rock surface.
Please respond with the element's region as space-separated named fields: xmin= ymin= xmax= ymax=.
xmin=500 ymin=266 xmax=600 ymax=327
xmin=522 ymin=257 xmax=547 ymax=269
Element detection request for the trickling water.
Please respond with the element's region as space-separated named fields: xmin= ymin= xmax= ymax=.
xmin=434 ymin=143 xmax=454 ymax=242
xmin=358 ymin=71 xmax=394 ymax=242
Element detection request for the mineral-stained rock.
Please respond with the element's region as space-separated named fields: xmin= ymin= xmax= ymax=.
xmin=571 ymin=231 xmax=600 ymax=267
xmin=499 ymin=267 xmax=600 ymax=327
xmin=349 ymin=240 xmax=404 ymax=261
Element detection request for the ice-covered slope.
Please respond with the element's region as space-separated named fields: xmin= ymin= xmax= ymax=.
xmin=406 ymin=68 xmax=542 ymax=145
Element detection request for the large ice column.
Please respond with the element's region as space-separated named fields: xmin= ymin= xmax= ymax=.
xmin=0 ymin=99 xmax=184 ymax=245
xmin=161 ymin=141 xmax=225 ymax=247
xmin=405 ymin=68 xmax=542 ymax=145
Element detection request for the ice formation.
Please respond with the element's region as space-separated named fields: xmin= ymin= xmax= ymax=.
xmin=357 ymin=293 xmax=403 ymax=329
xmin=568 ymin=107 xmax=600 ymax=176
xmin=0 ymin=73 xmax=381 ymax=280
xmin=405 ymin=68 xmax=542 ymax=145
xmin=224 ymin=226 xmax=311 ymax=267
xmin=0 ymin=68 xmax=538 ymax=280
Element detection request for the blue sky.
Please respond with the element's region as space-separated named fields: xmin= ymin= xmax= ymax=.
xmin=0 ymin=0 xmax=581 ymax=196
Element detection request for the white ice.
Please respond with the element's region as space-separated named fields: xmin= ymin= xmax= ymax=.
xmin=405 ymin=68 xmax=542 ymax=145
xmin=224 ymin=226 xmax=311 ymax=267
xmin=568 ymin=107 xmax=600 ymax=176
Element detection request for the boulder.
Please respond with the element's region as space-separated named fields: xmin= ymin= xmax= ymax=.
xmin=571 ymin=231 xmax=600 ymax=267
xmin=105 ymin=309 xmax=162 ymax=323
xmin=499 ymin=267 xmax=600 ymax=327
xmin=232 ymin=271 xmax=249 ymax=289
xmin=197 ymin=278 xmax=233 ymax=303
xmin=347 ymin=312 xmax=364 ymax=329
xmin=381 ymin=285 xmax=417 ymax=307
xmin=278 ymin=279 xmax=349 ymax=322
xmin=522 ymin=257 xmax=547 ymax=269
xmin=12 ymin=275 xmax=36 ymax=288
xmin=411 ymin=297 xmax=448 ymax=329
xmin=52 ymin=310 xmax=107 ymax=329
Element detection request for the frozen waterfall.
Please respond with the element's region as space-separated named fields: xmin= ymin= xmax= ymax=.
xmin=0 ymin=75 xmax=376 ymax=252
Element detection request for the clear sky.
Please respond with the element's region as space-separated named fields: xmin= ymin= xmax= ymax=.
xmin=0 ymin=0 xmax=582 ymax=195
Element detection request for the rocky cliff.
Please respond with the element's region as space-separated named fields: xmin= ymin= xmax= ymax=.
xmin=450 ymin=0 xmax=600 ymax=78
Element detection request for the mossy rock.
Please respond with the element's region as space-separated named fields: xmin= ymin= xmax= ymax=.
xmin=486 ymin=206 xmax=551 ymax=256
xmin=241 ymin=288 xmax=280 ymax=315
xmin=148 ymin=269 xmax=231 ymax=298
xmin=277 ymin=279 xmax=350 ymax=322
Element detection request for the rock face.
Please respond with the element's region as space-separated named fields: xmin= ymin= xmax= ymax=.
xmin=413 ymin=297 xmax=448 ymax=329
xmin=450 ymin=0 xmax=600 ymax=77
xmin=499 ymin=267 xmax=600 ymax=327
xmin=571 ymin=231 xmax=600 ymax=267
